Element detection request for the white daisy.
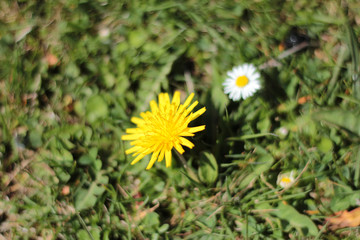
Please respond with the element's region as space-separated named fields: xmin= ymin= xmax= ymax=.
xmin=277 ymin=170 xmax=295 ymax=188
xmin=223 ymin=63 xmax=261 ymax=101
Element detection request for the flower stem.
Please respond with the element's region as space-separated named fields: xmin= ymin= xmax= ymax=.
xmin=174 ymin=150 xmax=200 ymax=183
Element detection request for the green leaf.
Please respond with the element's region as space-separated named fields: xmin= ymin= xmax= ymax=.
xmin=257 ymin=117 xmax=271 ymax=133
xmin=272 ymin=202 xmax=318 ymax=236
xmin=28 ymin=130 xmax=43 ymax=148
xmin=128 ymin=28 xmax=148 ymax=48
xmin=89 ymin=148 xmax=98 ymax=159
xmin=76 ymin=230 xmax=90 ymax=240
xmin=74 ymin=100 xmax=86 ymax=117
xmin=76 ymin=228 xmax=100 ymax=240
xmin=317 ymin=137 xmax=333 ymax=153
xmin=65 ymin=62 xmax=80 ymax=78
xmin=198 ymin=213 xmax=216 ymax=229
xmin=330 ymin=185 xmax=358 ymax=212
xmin=198 ymin=151 xmax=218 ymax=185
xmin=313 ymin=109 xmax=360 ymax=137
xmin=79 ymin=148 xmax=99 ymax=166
xmin=158 ymin=224 xmax=169 ymax=234
xmin=54 ymin=167 xmax=71 ymax=183
xmin=75 ymin=189 xmax=97 ymax=211
xmin=239 ymin=154 xmax=274 ymax=189
xmin=78 ymin=154 xmax=95 ymax=165
xmin=85 ymin=95 xmax=109 ymax=123
xmin=51 ymin=149 xmax=74 ymax=167
xmin=59 ymin=135 xmax=75 ymax=150
xmin=75 ymin=171 xmax=109 ymax=211
xmin=94 ymin=160 xmax=102 ymax=170
xmin=142 ymin=212 xmax=160 ymax=234
xmin=102 ymin=73 xmax=115 ymax=89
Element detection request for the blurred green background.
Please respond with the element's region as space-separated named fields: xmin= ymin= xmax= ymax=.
xmin=1 ymin=0 xmax=360 ymax=239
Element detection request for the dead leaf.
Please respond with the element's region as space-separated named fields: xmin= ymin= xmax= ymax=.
xmin=45 ymin=53 xmax=59 ymax=66
xmin=326 ymin=207 xmax=360 ymax=230
xmin=305 ymin=210 xmax=320 ymax=215
xmin=15 ymin=25 xmax=33 ymax=42
xmin=298 ymin=95 xmax=312 ymax=105
xmin=61 ymin=185 xmax=70 ymax=195
xmin=278 ymin=43 xmax=285 ymax=52
xmin=314 ymin=49 xmax=329 ymax=62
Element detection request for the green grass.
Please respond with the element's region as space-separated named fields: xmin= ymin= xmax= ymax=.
xmin=1 ymin=0 xmax=360 ymax=239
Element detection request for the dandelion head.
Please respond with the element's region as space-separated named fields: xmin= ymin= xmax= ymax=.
xmin=122 ymin=91 xmax=206 ymax=170
xmin=223 ymin=63 xmax=261 ymax=101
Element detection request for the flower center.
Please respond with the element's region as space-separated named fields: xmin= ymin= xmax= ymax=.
xmin=281 ymin=177 xmax=291 ymax=184
xmin=236 ymin=75 xmax=249 ymax=87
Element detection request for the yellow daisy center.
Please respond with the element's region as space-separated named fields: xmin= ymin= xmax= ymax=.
xmin=281 ymin=177 xmax=292 ymax=184
xmin=236 ymin=75 xmax=249 ymax=87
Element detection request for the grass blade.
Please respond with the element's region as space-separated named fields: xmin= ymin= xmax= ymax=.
xmin=346 ymin=20 xmax=360 ymax=98
xmin=227 ymin=133 xmax=278 ymax=141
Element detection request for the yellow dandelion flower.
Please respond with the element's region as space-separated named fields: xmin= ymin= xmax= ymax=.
xmin=122 ymin=91 xmax=206 ymax=170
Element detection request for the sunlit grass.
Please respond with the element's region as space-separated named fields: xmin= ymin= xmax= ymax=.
xmin=1 ymin=0 xmax=360 ymax=239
